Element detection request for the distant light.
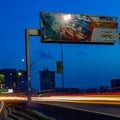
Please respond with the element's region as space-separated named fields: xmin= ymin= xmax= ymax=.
xmin=8 ymin=89 xmax=13 ymax=93
xmin=64 ymin=14 xmax=71 ymax=21
xmin=17 ymin=71 xmax=22 ymax=76
xmin=21 ymin=59 xmax=25 ymax=62
xmin=10 ymin=73 xmax=12 ymax=75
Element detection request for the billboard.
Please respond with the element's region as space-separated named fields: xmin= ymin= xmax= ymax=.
xmin=40 ymin=12 xmax=118 ymax=44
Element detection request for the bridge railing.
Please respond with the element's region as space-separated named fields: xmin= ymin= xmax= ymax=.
xmin=0 ymin=101 xmax=4 ymax=120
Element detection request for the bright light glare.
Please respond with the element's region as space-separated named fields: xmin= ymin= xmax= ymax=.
xmin=0 ymin=96 xmax=27 ymax=101
xmin=64 ymin=14 xmax=71 ymax=21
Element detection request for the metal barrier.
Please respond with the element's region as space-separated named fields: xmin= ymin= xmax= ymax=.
xmin=0 ymin=101 xmax=4 ymax=120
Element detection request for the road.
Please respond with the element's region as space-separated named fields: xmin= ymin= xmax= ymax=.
xmin=34 ymin=101 xmax=120 ymax=118
xmin=32 ymin=94 xmax=120 ymax=118
xmin=1 ymin=94 xmax=120 ymax=118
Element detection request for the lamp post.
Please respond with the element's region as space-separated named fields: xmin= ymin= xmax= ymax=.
xmin=30 ymin=61 xmax=39 ymax=92
xmin=25 ymin=29 xmax=40 ymax=102
xmin=21 ymin=58 xmax=25 ymax=70
xmin=30 ymin=61 xmax=38 ymax=71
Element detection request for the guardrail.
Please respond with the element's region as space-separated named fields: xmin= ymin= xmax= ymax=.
xmin=1 ymin=101 xmax=55 ymax=120
xmin=31 ymin=102 xmax=120 ymax=120
xmin=0 ymin=101 xmax=4 ymax=120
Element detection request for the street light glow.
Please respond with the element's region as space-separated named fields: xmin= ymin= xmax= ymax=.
xmin=17 ymin=71 xmax=22 ymax=76
xmin=21 ymin=59 xmax=25 ymax=62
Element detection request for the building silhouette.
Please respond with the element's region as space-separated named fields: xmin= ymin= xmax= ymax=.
xmin=0 ymin=69 xmax=16 ymax=90
xmin=15 ymin=70 xmax=28 ymax=93
xmin=111 ymin=79 xmax=120 ymax=88
xmin=39 ymin=68 xmax=55 ymax=90
xmin=0 ymin=68 xmax=27 ymax=93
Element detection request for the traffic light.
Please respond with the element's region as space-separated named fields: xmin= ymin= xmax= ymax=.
xmin=56 ymin=61 xmax=62 ymax=74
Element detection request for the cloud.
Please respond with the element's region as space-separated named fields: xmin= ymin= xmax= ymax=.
xmin=37 ymin=50 xmax=54 ymax=60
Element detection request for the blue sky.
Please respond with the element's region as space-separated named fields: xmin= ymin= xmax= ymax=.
xmin=0 ymin=0 xmax=120 ymax=90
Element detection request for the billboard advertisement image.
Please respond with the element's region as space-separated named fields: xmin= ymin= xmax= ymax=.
xmin=40 ymin=12 xmax=118 ymax=44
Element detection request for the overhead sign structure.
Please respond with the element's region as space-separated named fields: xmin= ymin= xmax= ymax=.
xmin=40 ymin=12 xmax=118 ymax=44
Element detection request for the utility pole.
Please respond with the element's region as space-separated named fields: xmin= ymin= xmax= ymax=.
xmin=61 ymin=43 xmax=64 ymax=91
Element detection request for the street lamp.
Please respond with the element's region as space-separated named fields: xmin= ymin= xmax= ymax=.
xmin=21 ymin=58 xmax=25 ymax=62
xmin=25 ymin=29 xmax=40 ymax=102
xmin=17 ymin=71 xmax=22 ymax=76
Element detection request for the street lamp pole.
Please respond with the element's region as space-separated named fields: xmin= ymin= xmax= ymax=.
xmin=30 ymin=61 xmax=38 ymax=71
xmin=25 ymin=30 xmax=31 ymax=101
xmin=25 ymin=29 xmax=40 ymax=102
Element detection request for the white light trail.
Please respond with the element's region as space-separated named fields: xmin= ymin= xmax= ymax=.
xmin=32 ymin=95 xmax=120 ymax=103
xmin=0 ymin=94 xmax=120 ymax=105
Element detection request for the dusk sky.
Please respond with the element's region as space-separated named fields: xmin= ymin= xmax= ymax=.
xmin=0 ymin=0 xmax=120 ymax=90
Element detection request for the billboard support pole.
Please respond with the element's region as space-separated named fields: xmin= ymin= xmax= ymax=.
xmin=61 ymin=43 xmax=64 ymax=92
xmin=25 ymin=29 xmax=40 ymax=102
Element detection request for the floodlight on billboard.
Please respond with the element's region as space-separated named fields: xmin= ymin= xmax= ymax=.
xmin=40 ymin=12 xmax=118 ymax=44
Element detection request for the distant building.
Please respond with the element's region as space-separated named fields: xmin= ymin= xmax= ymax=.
xmin=39 ymin=68 xmax=55 ymax=90
xmin=0 ymin=69 xmax=28 ymax=93
xmin=111 ymin=79 xmax=120 ymax=88
xmin=15 ymin=70 xmax=28 ymax=93
xmin=0 ymin=69 xmax=16 ymax=89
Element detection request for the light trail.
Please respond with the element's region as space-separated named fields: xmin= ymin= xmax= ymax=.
xmin=32 ymin=94 xmax=120 ymax=105
xmin=0 ymin=96 xmax=27 ymax=101
xmin=0 ymin=94 xmax=120 ymax=105
xmin=1 ymin=94 xmax=120 ymax=119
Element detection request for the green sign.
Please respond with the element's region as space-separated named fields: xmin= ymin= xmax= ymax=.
xmin=0 ymin=89 xmax=7 ymax=93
